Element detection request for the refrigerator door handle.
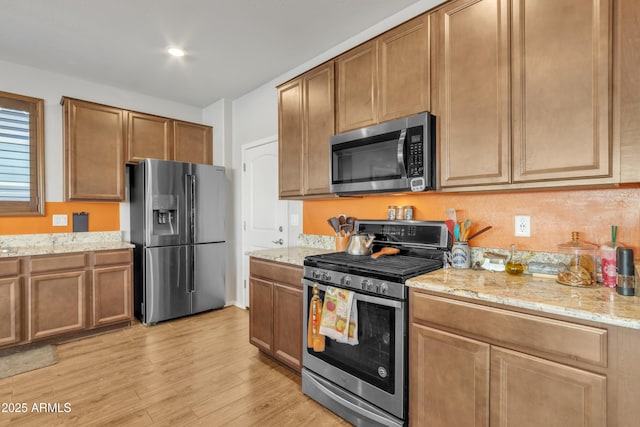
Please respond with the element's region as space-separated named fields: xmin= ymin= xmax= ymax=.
xmin=190 ymin=174 xmax=197 ymax=242
xmin=186 ymin=245 xmax=194 ymax=293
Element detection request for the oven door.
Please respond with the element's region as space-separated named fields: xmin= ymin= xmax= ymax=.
xmin=302 ymin=279 xmax=406 ymax=421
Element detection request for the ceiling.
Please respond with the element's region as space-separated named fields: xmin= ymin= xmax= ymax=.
xmin=1 ymin=0 xmax=432 ymax=108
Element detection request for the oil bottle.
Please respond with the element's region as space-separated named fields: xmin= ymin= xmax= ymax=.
xmin=505 ymin=244 xmax=525 ymax=275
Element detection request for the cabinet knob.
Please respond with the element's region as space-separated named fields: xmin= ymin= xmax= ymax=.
xmin=272 ymin=238 xmax=284 ymax=245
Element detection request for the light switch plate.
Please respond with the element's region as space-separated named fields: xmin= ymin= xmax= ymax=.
xmin=52 ymin=214 xmax=68 ymax=226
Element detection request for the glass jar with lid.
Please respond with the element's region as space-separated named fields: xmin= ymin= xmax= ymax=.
xmin=556 ymin=232 xmax=597 ymax=287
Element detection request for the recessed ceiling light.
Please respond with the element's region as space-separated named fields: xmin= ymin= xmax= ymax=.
xmin=167 ymin=47 xmax=185 ymax=57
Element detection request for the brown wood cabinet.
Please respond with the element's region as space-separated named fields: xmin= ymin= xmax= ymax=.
xmin=249 ymin=257 xmax=303 ymax=372
xmin=278 ymin=78 xmax=304 ymax=198
xmin=173 ymin=120 xmax=213 ymax=165
xmin=0 ymin=258 xmax=21 ymax=347
xmin=28 ymin=253 xmax=88 ymax=341
xmin=126 ymin=111 xmax=173 ymax=164
xmin=434 ymin=0 xmax=510 ymax=188
xmin=63 ymin=98 xmax=126 ymax=201
xmin=435 ymin=0 xmax=613 ymax=190
xmin=278 ymin=61 xmax=334 ymax=198
xmin=91 ymin=250 xmax=132 ymax=327
xmin=0 ymin=249 xmax=132 ymax=350
xmin=409 ymin=289 xmax=633 ymax=426
xmin=336 ymin=14 xmax=430 ymax=133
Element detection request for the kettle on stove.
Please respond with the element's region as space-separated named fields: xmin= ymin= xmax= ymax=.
xmin=345 ymin=233 xmax=375 ymax=256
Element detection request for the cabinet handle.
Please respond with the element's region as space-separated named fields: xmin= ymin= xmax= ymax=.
xmin=272 ymin=239 xmax=284 ymax=245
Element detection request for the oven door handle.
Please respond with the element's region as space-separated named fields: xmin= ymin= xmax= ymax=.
xmin=305 ymin=280 xmax=403 ymax=309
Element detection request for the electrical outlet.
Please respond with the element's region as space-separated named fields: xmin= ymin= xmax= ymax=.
xmin=52 ymin=214 xmax=68 ymax=226
xmin=515 ymin=216 xmax=531 ymax=237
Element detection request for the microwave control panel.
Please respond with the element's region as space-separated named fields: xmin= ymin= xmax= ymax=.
xmin=407 ymin=126 xmax=424 ymax=178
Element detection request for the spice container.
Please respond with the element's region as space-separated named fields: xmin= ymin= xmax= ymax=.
xmin=556 ymin=232 xmax=597 ymax=287
xmin=404 ymin=206 xmax=414 ymax=220
xmin=387 ymin=206 xmax=397 ymax=220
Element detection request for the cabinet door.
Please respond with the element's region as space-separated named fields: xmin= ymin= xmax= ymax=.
xmin=63 ymin=98 xmax=125 ymax=200
xmin=511 ymin=0 xmax=611 ymax=182
xmin=126 ymin=111 xmax=173 ymax=164
xmin=336 ymin=40 xmax=378 ymax=133
xmin=378 ymin=14 xmax=430 ymax=123
xmin=28 ymin=271 xmax=86 ymax=341
xmin=490 ymin=347 xmax=606 ymax=427
xmin=303 ymin=62 xmax=334 ymax=196
xmin=273 ymin=282 xmax=302 ymax=372
xmin=91 ymin=264 xmax=132 ymax=327
xmin=278 ymin=78 xmax=304 ymax=197
xmin=173 ymin=121 xmax=213 ymax=165
xmin=410 ymin=323 xmax=490 ymax=427
xmin=0 ymin=277 xmax=21 ymax=347
xmin=249 ymin=276 xmax=273 ymax=354
xmin=436 ymin=0 xmax=510 ymax=188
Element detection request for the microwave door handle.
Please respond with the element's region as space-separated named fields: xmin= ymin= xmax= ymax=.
xmin=397 ymin=129 xmax=407 ymax=178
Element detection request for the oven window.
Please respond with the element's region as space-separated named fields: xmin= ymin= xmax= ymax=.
xmin=307 ymin=290 xmax=396 ymax=394
xmin=332 ymin=130 xmax=402 ymax=184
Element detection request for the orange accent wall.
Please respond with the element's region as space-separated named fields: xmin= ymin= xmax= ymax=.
xmin=303 ymin=187 xmax=640 ymax=253
xmin=0 ymin=202 xmax=120 ymax=235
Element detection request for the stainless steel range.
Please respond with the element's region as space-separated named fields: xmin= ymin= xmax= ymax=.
xmin=302 ymin=220 xmax=451 ymax=427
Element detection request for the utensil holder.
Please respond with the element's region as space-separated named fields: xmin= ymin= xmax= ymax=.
xmin=452 ymin=242 xmax=470 ymax=269
xmin=336 ymin=235 xmax=350 ymax=252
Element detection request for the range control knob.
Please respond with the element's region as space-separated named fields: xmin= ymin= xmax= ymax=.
xmin=342 ymin=276 xmax=352 ymax=287
xmin=361 ymin=279 xmax=371 ymax=290
xmin=312 ymin=270 xmax=321 ymax=280
xmin=322 ymin=272 xmax=332 ymax=281
xmin=380 ymin=283 xmax=389 ymax=295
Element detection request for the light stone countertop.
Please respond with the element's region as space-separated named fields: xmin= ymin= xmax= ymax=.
xmin=0 ymin=231 xmax=133 ymax=258
xmin=407 ymin=267 xmax=640 ymax=330
xmin=246 ymin=246 xmax=333 ymax=266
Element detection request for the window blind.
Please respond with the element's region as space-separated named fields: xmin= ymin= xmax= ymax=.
xmin=0 ymin=107 xmax=30 ymax=202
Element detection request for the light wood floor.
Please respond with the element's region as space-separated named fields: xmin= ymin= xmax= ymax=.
xmin=0 ymin=307 xmax=350 ymax=426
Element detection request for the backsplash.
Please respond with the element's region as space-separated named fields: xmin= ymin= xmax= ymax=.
xmin=302 ymin=187 xmax=640 ymax=254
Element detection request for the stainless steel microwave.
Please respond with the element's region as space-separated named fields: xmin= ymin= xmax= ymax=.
xmin=330 ymin=112 xmax=435 ymax=195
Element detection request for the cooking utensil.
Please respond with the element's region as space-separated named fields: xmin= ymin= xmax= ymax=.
xmin=371 ymin=247 xmax=400 ymax=259
xmin=338 ymin=214 xmax=347 ymax=226
xmin=466 ymin=226 xmax=492 ymax=241
xmin=445 ymin=208 xmax=457 ymax=223
xmin=454 ymin=223 xmax=460 ymax=241
xmin=327 ymin=217 xmax=340 ymax=234
xmin=445 ymin=219 xmax=455 ymax=238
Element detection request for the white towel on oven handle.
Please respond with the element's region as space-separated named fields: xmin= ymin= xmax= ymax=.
xmin=319 ymin=286 xmax=358 ymax=345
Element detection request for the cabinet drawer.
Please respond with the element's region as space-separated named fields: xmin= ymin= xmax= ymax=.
xmin=250 ymin=258 xmax=302 ymax=289
xmin=30 ymin=253 xmax=87 ymax=274
xmin=412 ymin=292 xmax=607 ymax=367
xmin=0 ymin=258 xmax=20 ymax=277
xmin=94 ymin=250 xmax=131 ymax=267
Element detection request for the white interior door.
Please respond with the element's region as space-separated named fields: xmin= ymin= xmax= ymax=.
xmin=241 ymin=136 xmax=288 ymax=308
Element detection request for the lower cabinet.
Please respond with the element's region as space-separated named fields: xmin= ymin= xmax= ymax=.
xmin=28 ymin=269 xmax=87 ymax=341
xmin=0 ymin=249 xmax=132 ymax=350
xmin=249 ymin=257 xmax=303 ymax=372
xmin=0 ymin=258 xmax=22 ymax=347
xmin=410 ymin=289 xmax=609 ymax=427
xmin=91 ymin=250 xmax=133 ymax=327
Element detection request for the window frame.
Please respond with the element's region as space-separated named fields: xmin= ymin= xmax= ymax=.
xmin=0 ymin=90 xmax=45 ymax=216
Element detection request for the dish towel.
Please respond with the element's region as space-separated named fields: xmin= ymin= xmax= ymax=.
xmin=319 ymin=286 xmax=358 ymax=345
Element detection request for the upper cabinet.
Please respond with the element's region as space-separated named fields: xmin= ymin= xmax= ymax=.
xmin=278 ymin=61 xmax=334 ymax=198
xmin=63 ymin=97 xmax=213 ymax=201
xmin=173 ymin=120 xmax=213 ymax=165
xmin=63 ymin=98 xmax=126 ymax=201
xmin=436 ymin=0 xmax=614 ymax=190
xmin=126 ymin=111 xmax=173 ymax=164
xmin=336 ymin=14 xmax=431 ymax=133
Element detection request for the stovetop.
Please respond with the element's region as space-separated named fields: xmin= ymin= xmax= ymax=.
xmin=304 ymin=251 xmax=444 ymax=282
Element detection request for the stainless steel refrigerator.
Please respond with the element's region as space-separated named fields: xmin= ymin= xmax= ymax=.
xmin=130 ymin=159 xmax=226 ymax=325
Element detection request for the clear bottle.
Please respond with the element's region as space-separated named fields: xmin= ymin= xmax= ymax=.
xmin=505 ymin=244 xmax=525 ymax=275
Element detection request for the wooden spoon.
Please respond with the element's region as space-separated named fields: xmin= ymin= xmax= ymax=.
xmin=371 ymin=247 xmax=400 ymax=259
